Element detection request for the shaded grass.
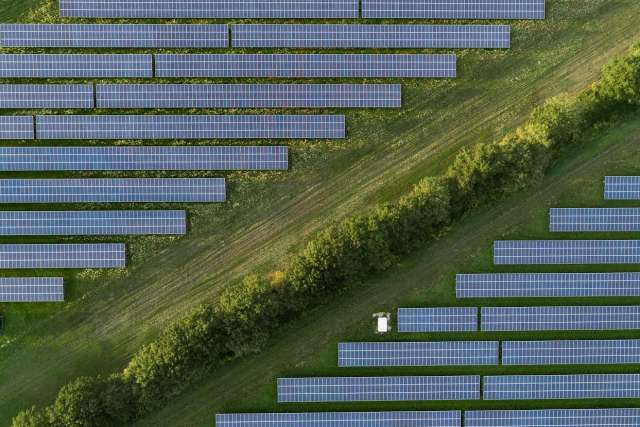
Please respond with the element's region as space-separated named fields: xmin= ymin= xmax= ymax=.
xmin=1 ymin=0 xmax=640 ymax=424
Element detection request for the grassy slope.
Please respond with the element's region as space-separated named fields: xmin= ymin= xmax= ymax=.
xmin=0 ymin=0 xmax=640 ymax=424
xmin=136 ymin=107 xmax=640 ymax=427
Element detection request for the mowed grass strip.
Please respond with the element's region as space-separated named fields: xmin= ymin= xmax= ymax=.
xmin=1 ymin=0 xmax=640 ymax=424
xmin=134 ymin=113 xmax=640 ymax=427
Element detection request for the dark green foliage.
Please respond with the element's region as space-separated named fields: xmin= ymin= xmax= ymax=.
xmin=13 ymin=42 xmax=640 ymax=427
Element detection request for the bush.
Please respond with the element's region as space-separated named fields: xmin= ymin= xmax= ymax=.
xmin=13 ymin=41 xmax=640 ymax=427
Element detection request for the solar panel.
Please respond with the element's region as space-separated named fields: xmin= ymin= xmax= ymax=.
xmin=0 ymin=244 xmax=125 ymax=269
xmin=494 ymin=240 xmax=640 ymax=264
xmin=0 ymin=146 xmax=288 ymax=171
xmin=216 ymin=411 xmax=462 ymax=427
xmin=466 ymin=409 xmax=640 ymax=427
xmin=397 ymin=308 xmax=478 ymax=333
xmin=338 ymin=341 xmax=498 ymax=367
xmin=0 ymin=178 xmax=225 ymax=203
xmin=502 ymin=339 xmax=640 ymax=365
xmin=277 ymin=376 xmax=480 ymax=402
xmin=481 ymin=306 xmax=640 ymax=332
xmin=155 ymin=54 xmax=456 ymax=78
xmin=0 ymin=210 xmax=186 ymax=235
xmin=0 ymin=116 xmax=34 ymax=140
xmin=484 ymin=374 xmax=640 ymax=400
xmin=604 ymin=176 xmax=640 ymax=200
xmin=36 ymin=115 xmax=344 ymax=140
xmin=456 ymin=272 xmax=640 ymax=298
xmin=0 ymin=85 xmax=93 ymax=109
xmin=0 ymin=24 xmax=227 ymax=48
xmin=0 ymin=54 xmax=152 ymax=78
xmin=96 ymin=84 xmax=401 ymax=109
xmin=0 ymin=277 xmax=64 ymax=302
xmin=59 ymin=0 xmax=359 ymax=18
xmin=362 ymin=0 xmax=545 ymax=19
xmin=232 ymin=24 xmax=510 ymax=49
xmin=550 ymin=208 xmax=640 ymax=232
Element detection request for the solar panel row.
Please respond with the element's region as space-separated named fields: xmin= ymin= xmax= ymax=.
xmin=60 ymin=0 xmax=544 ymax=19
xmin=0 ymin=178 xmax=225 ymax=204
xmin=456 ymin=272 xmax=640 ymax=298
xmin=0 ymin=277 xmax=64 ymax=302
xmin=481 ymin=306 xmax=640 ymax=332
xmin=0 ymin=210 xmax=186 ymax=236
xmin=466 ymin=408 xmax=640 ymax=426
xmin=397 ymin=307 xmax=478 ymax=332
xmin=216 ymin=411 xmax=462 ymax=427
xmin=59 ymin=0 xmax=359 ymax=18
xmin=338 ymin=341 xmax=498 ymax=367
xmin=35 ymin=115 xmax=344 ymax=140
xmin=155 ymin=54 xmax=456 ymax=78
xmin=0 ymin=243 xmax=125 ymax=269
xmin=0 ymin=116 xmax=33 ymax=140
xmin=232 ymin=24 xmax=510 ymax=49
xmin=0 ymin=146 xmax=288 ymax=171
xmin=362 ymin=0 xmax=545 ymax=19
xmin=503 ymin=339 xmax=640 ymax=366
xmin=1 ymin=24 xmax=510 ymax=49
xmin=494 ymin=240 xmax=640 ymax=264
xmin=216 ymin=409 xmax=640 ymax=427
xmin=0 ymin=54 xmax=152 ymax=78
xmin=0 ymin=24 xmax=228 ymax=48
xmin=0 ymin=54 xmax=455 ymax=79
xmin=604 ymin=176 xmax=640 ymax=200
xmin=96 ymin=84 xmax=401 ymax=109
xmin=550 ymin=208 xmax=640 ymax=232
xmin=0 ymin=85 xmax=93 ymax=109
xmin=277 ymin=376 xmax=480 ymax=402
xmin=484 ymin=374 xmax=640 ymax=400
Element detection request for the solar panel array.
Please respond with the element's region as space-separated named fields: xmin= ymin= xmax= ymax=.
xmin=466 ymin=409 xmax=640 ymax=427
xmin=277 ymin=376 xmax=480 ymax=402
xmin=232 ymin=24 xmax=510 ymax=49
xmin=494 ymin=240 xmax=640 ymax=264
xmin=0 ymin=146 xmax=288 ymax=171
xmin=35 ymin=115 xmax=344 ymax=140
xmin=0 ymin=210 xmax=186 ymax=236
xmin=216 ymin=411 xmax=462 ymax=427
xmin=484 ymin=374 xmax=640 ymax=400
xmin=604 ymin=176 xmax=640 ymax=200
xmin=362 ymin=0 xmax=546 ymax=19
xmin=0 ymin=85 xmax=93 ymax=109
xmin=0 ymin=54 xmax=152 ymax=78
xmin=502 ymin=339 xmax=640 ymax=366
xmin=481 ymin=306 xmax=640 ymax=332
xmin=0 ymin=178 xmax=226 ymax=204
xmin=550 ymin=208 xmax=640 ymax=232
xmin=397 ymin=308 xmax=478 ymax=332
xmin=0 ymin=243 xmax=125 ymax=269
xmin=456 ymin=272 xmax=640 ymax=298
xmin=338 ymin=341 xmax=498 ymax=367
xmin=155 ymin=54 xmax=456 ymax=78
xmin=59 ymin=0 xmax=359 ymax=18
xmin=0 ymin=116 xmax=34 ymax=140
xmin=0 ymin=24 xmax=228 ymax=48
xmin=0 ymin=277 xmax=64 ymax=302
xmin=96 ymin=84 xmax=401 ymax=109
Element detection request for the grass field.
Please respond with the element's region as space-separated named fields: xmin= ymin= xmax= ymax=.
xmin=0 ymin=0 xmax=640 ymax=425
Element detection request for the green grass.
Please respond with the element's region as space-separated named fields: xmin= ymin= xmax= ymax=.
xmin=134 ymin=111 xmax=640 ymax=427
xmin=1 ymin=0 xmax=640 ymax=425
